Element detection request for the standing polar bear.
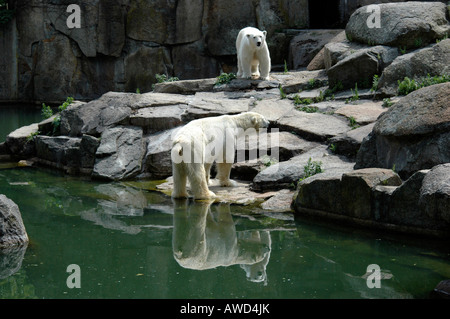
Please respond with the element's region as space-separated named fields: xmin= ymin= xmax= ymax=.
xmin=236 ymin=27 xmax=271 ymax=81
xmin=171 ymin=112 xmax=270 ymax=200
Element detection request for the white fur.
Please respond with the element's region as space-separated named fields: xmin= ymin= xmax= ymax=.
xmin=236 ymin=27 xmax=271 ymax=81
xmin=171 ymin=112 xmax=270 ymax=200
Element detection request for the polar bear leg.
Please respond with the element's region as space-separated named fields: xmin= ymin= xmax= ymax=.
xmin=204 ymin=162 xmax=213 ymax=185
xmin=257 ymin=49 xmax=271 ymax=80
xmin=240 ymin=52 xmax=253 ymax=79
xmin=251 ymin=60 xmax=260 ymax=79
xmin=172 ymin=162 xmax=189 ymax=198
xmin=216 ymin=163 xmax=236 ymax=187
xmin=188 ymin=163 xmax=216 ymax=199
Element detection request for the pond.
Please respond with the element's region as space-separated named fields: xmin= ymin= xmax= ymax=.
xmin=0 ymin=106 xmax=449 ymax=299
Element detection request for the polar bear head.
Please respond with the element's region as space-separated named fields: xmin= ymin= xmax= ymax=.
xmin=234 ymin=112 xmax=270 ymax=130
xmin=247 ymin=30 xmax=267 ymax=49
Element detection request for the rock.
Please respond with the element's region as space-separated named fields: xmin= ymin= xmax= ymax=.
xmin=334 ymin=100 xmax=387 ymax=125
xmin=129 ymin=104 xmax=186 ymax=133
xmin=172 ymin=42 xmax=221 ymax=80
xmin=35 ymin=136 xmax=82 ymax=170
xmin=252 ymin=145 xmax=355 ymax=191
xmin=260 ymin=189 xmax=295 ymax=212
xmin=432 ymin=280 xmax=450 ymax=299
xmin=327 ymin=45 xmax=398 ymax=89
xmin=93 ymin=126 xmax=145 ymax=181
xmin=329 ymin=123 xmax=375 ymax=160
xmin=251 ymin=98 xmax=295 ymax=122
xmin=60 ymin=92 xmax=188 ymax=137
xmin=5 ymin=123 xmax=39 ymax=158
xmin=0 ymin=245 xmax=28 ymax=280
xmin=33 ymin=34 xmax=79 ymax=102
xmin=0 ymin=195 xmax=29 ymax=248
xmin=419 ymin=164 xmax=450 ymax=223
xmin=294 ymin=168 xmax=402 ymax=220
xmin=183 ymin=92 xmax=252 ymax=121
xmin=124 ymin=45 xmax=173 ymax=93
xmin=277 ymin=109 xmax=351 ymax=142
xmin=273 ymin=70 xmax=328 ymax=94
xmin=355 ymin=83 xmax=450 ymax=178
xmin=157 ymin=177 xmax=276 ymax=206
xmin=288 ymin=29 xmax=344 ymax=69
xmin=142 ymin=127 xmax=181 ymax=180
xmin=307 ymin=31 xmax=347 ymax=71
xmin=323 ymin=40 xmax=368 ymax=70
xmin=376 ymin=39 xmax=450 ymax=97
xmin=153 ymin=78 xmax=217 ymax=95
xmin=346 ymin=2 xmax=450 ymax=49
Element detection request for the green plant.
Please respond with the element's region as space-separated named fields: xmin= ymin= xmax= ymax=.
xmin=152 ymin=73 xmax=180 ymax=90
xmin=136 ymin=88 xmax=141 ymax=94
xmin=371 ymin=74 xmax=379 ymax=92
xmin=349 ymin=116 xmax=360 ymax=130
xmin=329 ymin=144 xmax=337 ymax=153
xmin=41 ymin=103 xmax=54 ymax=119
xmin=436 ymin=35 xmax=448 ymax=43
xmin=399 ymin=46 xmax=407 ymax=55
xmin=300 ymin=158 xmax=323 ymax=181
xmin=346 ymin=83 xmax=359 ymax=103
xmin=215 ymin=72 xmax=236 ymax=86
xmin=298 ymin=105 xmax=319 ymax=113
xmin=0 ymin=0 xmax=14 ymax=25
xmin=27 ymin=131 xmax=40 ymax=142
xmin=397 ymin=74 xmax=450 ymax=95
xmin=279 ymin=86 xmax=287 ymax=99
xmin=283 ymin=60 xmax=288 ymax=74
xmin=414 ymin=38 xmax=423 ymax=48
xmin=58 ymin=96 xmax=74 ymax=112
xmin=382 ymin=98 xmax=393 ymax=108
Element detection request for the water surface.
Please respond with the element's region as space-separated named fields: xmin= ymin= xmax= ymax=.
xmin=0 ymin=107 xmax=449 ymax=299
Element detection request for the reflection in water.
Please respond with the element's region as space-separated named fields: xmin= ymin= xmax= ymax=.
xmin=0 ymin=244 xmax=28 ymax=280
xmin=172 ymin=199 xmax=271 ymax=284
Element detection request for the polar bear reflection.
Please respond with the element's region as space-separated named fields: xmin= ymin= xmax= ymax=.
xmin=172 ymin=199 xmax=271 ymax=284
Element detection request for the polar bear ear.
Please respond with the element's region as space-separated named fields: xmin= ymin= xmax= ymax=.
xmin=262 ymin=31 xmax=267 ymax=37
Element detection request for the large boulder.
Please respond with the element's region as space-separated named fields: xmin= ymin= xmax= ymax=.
xmin=355 ymin=82 xmax=450 ymax=179
xmin=346 ymin=2 xmax=450 ymax=49
xmin=288 ymin=29 xmax=344 ymax=69
xmin=327 ymin=45 xmax=398 ymax=89
xmin=93 ymin=126 xmax=145 ymax=181
xmin=376 ymin=39 xmax=450 ymax=97
xmin=293 ymin=168 xmax=402 ymax=220
xmin=5 ymin=123 xmax=39 ymax=158
xmin=293 ymin=164 xmax=450 ymax=237
xmin=0 ymin=195 xmax=29 ymax=248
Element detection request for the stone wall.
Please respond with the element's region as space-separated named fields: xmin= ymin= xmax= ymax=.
xmin=0 ymin=0 xmax=446 ymax=103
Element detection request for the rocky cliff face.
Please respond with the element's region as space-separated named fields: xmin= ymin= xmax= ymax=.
xmin=1 ymin=0 xmax=445 ymax=103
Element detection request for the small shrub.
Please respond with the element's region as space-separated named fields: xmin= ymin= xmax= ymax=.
xmin=41 ymin=103 xmax=54 ymax=119
xmin=349 ymin=116 xmax=360 ymax=130
xmin=397 ymin=74 xmax=450 ymax=95
xmin=153 ymin=73 xmax=180 ymax=90
xmin=279 ymin=86 xmax=287 ymax=99
xmin=382 ymin=98 xmax=393 ymax=108
xmin=300 ymin=158 xmax=323 ymax=181
xmin=215 ymin=72 xmax=236 ymax=86
xmin=371 ymin=74 xmax=379 ymax=92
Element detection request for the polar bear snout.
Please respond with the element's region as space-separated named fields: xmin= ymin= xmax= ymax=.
xmin=256 ymin=41 xmax=262 ymax=47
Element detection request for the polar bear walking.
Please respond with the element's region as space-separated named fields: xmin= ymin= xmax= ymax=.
xmin=171 ymin=112 xmax=270 ymax=200
xmin=236 ymin=27 xmax=271 ymax=81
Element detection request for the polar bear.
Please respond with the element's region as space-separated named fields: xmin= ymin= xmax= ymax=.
xmin=171 ymin=112 xmax=270 ymax=200
xmin=236 ymin=27 xmax=271 ymax=81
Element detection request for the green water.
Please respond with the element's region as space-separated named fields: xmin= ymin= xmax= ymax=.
xmin=0 ymin=108 xmax=449 ymax=299
xmin=0 ymin=105 xmax=42 ymax=142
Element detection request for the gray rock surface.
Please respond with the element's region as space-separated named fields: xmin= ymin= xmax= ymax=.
xmin=0 ymin=195 xmax=29 ymax=248
xmin=93 ymin=126 xmax=145 ymax=181
xmin=377 ymin=39 xmax=450 ymax=97
xmin=346 ymin=2 xmax=450 ymax=49
xmin=355 ymin=83 xmax=450 ymax=178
